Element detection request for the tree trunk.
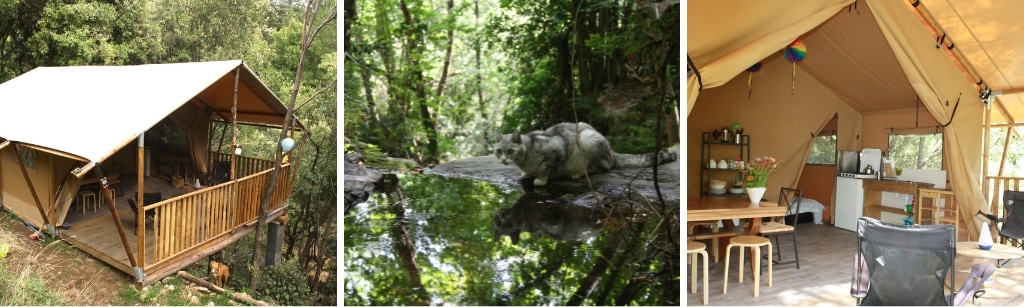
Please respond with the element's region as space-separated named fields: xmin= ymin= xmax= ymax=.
xmin=565 ymin=231 xmax=622 ymax=305
xmin=435 ymin=0 xmax=455 ymax=98
xmin=475 ymin=0 xmax=487 ymax=153
xmin=399 ymin=0 xmax=439 ymax=165
xmin=249 ymin=0 xmax=335 ymax=290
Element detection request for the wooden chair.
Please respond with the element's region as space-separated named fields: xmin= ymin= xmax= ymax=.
xmin=723 ymin=236 xmax=772 ymax=297
xmin=688 ymin=241 xmax=709 ymax=305
xmin=758 ymin=187 xmax=802 ymax=269
xmin=126 ymin=197 xmax=157 ymax=231
xmin=108 ymin=163 xmax=123 ymax=198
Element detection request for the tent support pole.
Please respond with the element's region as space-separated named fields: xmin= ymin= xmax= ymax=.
xmin=230 ymin=67 xmax=240 ymax=181
xmin=12 ymin=143 xmax=54 ymax=236
xmin=93 ymin=165 xmax=140 ymax=279
xmin=137 ymin=134 xmax=146 ymax=274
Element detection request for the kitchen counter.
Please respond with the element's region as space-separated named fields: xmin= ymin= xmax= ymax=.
xmin=862 ymin=179 xmax=934 ymax=219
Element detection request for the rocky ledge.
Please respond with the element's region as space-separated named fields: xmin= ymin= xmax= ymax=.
xmin=425 ymin=145 xmax=680 ymax=206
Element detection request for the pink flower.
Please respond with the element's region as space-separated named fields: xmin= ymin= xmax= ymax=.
xmin=744 ymin=156 xmax=782 ymax=188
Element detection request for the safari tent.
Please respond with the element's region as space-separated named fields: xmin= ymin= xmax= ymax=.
xmin=0 ymin=60 xmax=304 ymax=285
xmin=688 ymin=0 xmax=1024 ymax=241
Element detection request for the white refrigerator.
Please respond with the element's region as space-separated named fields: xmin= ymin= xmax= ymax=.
xmin=835 ymin=177 xmax=864 ymax=232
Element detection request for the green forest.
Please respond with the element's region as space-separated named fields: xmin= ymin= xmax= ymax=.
xmin=344 ymin=0 xmax=680 ymax=165
xmin=0 ymin=0 xmax=337 ymax=305
xmin=343 ymin=0 xmax=680 ymax=305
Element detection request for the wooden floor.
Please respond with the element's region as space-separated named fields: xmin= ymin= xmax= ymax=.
xmin=61 ymin=176 xmax=193 ymax=274
xmin=686 ymin=223 xmax=1024 ymax=306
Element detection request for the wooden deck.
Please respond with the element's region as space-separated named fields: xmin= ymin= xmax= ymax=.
xmin=60 ymin=176 xmax=190 ymax=277
xmin=56 ymin=164 xmax=291 ymax=285
xmin=686 ymin=223 xmax=1024 ymax=306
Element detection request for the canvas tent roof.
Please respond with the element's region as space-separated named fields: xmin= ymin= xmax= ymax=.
xmin=689 ymin=0 xmax=1024 ymax=124
xmin=0 ymin=60 xmax=298 ymax=164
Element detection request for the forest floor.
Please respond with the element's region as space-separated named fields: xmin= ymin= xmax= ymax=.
xmin=0 ymin=210 xmax=241 ymax=305
xmin=0 ymin=210 xmax=129 ymax=305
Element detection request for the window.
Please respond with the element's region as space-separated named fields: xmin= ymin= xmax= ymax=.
xmin=9 ymin=146 xmax=36 ymax=169
xmin=888 ymin=132 xmax=943 ymax=170
xmin=807 ymin=134 xmax=837 ymax=165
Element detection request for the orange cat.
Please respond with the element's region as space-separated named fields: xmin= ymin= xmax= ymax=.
xmin=210 ymin=260 xmax=230 ymax=288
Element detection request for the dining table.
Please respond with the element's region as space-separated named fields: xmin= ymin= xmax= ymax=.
xmin=687 ymin=196 xmax=788 ymax=270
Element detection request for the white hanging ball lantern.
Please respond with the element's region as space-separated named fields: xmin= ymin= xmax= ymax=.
xmin=281 ymin=137 xmax=295 ymax=152
xmin=234 ymin=146 xmax=243 ymax=156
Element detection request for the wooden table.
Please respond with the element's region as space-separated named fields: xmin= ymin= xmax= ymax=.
xmin=957 ymin=242 xmax=1024 ymax=264
xmin=688 ymin=197 xmax=788 ymax=269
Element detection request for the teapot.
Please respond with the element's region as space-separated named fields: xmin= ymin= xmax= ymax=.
xmin=863 ymin=165 xmax=875 ymax=175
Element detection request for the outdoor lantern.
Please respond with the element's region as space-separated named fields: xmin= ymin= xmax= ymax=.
xmin=234 ymin=146 xmax=242 ymax=156
xmin=281 ymin=137 xmax=295 ymax=152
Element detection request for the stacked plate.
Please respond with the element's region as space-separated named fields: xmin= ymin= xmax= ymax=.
xmin=710 ymin=187 xmax=727 ymax=195
xmin=729 ymin=187 xmax=745 ymax=194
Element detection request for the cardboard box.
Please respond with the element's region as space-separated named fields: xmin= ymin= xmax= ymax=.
xmin=170 ymin=176 xmax=184 ymax=188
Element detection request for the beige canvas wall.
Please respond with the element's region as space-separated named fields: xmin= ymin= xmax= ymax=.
xmin=860 ymin=108 xmax=941 ymax=151
xmin=0 ymin=146 xmax=54 ymax=229
xmin=687 ymin=52 xmax=861 ymax=201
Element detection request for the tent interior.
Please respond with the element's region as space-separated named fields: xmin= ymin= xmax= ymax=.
xmin=687 ymin=0 xmax=1024 ymax=240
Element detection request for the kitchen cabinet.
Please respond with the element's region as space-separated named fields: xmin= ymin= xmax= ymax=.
xmin=862 ymin=179 xmax=933 ymax=221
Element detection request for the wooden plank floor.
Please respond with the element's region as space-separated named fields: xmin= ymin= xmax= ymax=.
xmin=686 ymin=223 xmax=1024 ymax=306
xmin=63 ymin=202 xmax=158 ymax=268
xmin=61 ymin=176 xmax=193 ymax=275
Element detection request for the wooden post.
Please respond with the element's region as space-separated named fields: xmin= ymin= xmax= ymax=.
xmin=12 ymin=143 xmax=52 ymax=232
xmin=230 ymin=67 xmax=239 ymax=181
xmin=137 ymin=134 xmax=146 ymax=272
xmin=94 ymin=165 xmax=138 ymax=272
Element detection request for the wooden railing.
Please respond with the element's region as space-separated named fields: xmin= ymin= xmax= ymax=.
xmin=210 ymin=152 xmax=277 ymax=178
xmin=143 ymin=163 xmax=291 ymax=270
xmin=982 ymin=176 xmax=1024 ymax=219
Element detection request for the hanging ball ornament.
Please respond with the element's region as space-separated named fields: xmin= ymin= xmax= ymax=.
xmin=746 ymin=62 xmax=763 ymax=73
xmin=783 ymin=39 xmax=807 ymax=95
xmin=784 ymin=39 xmax=807 ymax=63
xmin=746 ymin=62 xmax=762 ymax=99
xmin=281 ymin=137 xmax=295 ymax=152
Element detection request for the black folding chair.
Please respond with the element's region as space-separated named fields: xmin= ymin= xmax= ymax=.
xmin=975 ymin=190 xmax=1024 ymax=265
xmin=850 ymin=217 xmax=994 ymax=306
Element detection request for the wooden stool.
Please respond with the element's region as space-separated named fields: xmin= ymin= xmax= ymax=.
xmin=724 ymin=235 xmax=772 ymax=297
xmin=176 ymin=156 xmax=196 ymax=183
xmin=688 ymin=221 xmax=721 ymax=263
xmin=78 ymin=190 xmax=97 ymax=214
xmin=688 ymin=241 xmax=709 ymax=305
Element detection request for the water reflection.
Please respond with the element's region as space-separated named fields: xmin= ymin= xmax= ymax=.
xmin=344 ymin=174 xmax=679 ymax=305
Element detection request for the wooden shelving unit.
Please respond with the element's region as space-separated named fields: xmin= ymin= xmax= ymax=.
xmin=862 ymin=179 xmax=933 ymax=219
xmin=917 ymin=188 xmax=960 ymax=235
xmin=699 ymin=132 xmax=749 ymax=197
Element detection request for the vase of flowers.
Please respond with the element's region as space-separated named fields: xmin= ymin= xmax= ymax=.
xmin=743 ymin=156 xmax=782 ymax=204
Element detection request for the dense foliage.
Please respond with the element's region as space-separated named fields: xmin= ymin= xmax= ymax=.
xmin=0 ymin=1 xmax=336 ymax=305
xmin=345 ymin=0 xmax=680 ymax=164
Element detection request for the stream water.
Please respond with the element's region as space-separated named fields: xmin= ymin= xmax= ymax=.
xmin=344 ymin=173 xmax=680 ymax=305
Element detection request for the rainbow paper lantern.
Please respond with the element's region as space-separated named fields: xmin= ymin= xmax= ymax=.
xmin=784 ymin=39 xmax=807 ymax=63
xmin=783 ymin=39 xmax=807 ymax=94
xmin=746 ymin=62 xmax=763 ymax=73
xmin=746 ymin=62 xmax=762 ymax=99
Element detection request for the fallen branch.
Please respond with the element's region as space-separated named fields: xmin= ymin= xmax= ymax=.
xmin=176 ymin=271 xmax=269 ymax=306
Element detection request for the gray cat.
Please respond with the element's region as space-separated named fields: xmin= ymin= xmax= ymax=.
xmin=494 ymin=122 xmax=677 ymax=186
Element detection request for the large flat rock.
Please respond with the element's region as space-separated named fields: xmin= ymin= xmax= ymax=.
xmin=425 ymin=150 xmax=680 ymax=206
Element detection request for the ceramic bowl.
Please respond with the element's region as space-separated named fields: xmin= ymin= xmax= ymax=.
xmin=729 ymin=188 xmax=745 ymax=194
xmin=709 ymin=180 xmax=726 ymax=190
